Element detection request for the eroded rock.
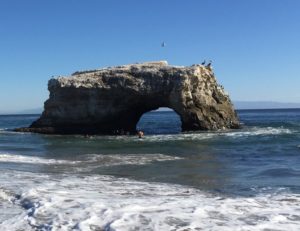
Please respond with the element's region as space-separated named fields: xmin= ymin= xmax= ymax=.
xmin=16 ymin=61 xmax=240 ymax=134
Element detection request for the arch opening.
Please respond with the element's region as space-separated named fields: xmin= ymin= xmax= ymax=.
xmin=136 ymin=107 xmax=182 ymax=135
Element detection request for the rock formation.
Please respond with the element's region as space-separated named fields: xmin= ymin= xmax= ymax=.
xmin=16 ymin=61 xmax=240 ymax=134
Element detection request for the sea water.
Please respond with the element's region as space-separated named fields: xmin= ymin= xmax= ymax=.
xmin=0 ymin=109 xmax=300 ymax=230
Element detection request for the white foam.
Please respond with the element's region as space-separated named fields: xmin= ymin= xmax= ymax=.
xmin=110 ymin=133 xmax=215 ymax=142
xmin=0 ymin=188 xmax=15 ymax=202
xmin=119 ymin=126 xmax=293 ymax=142
xmin=111 ymin=127 xmax=295 ymax=142
xmin=0 ymin=153 xmax=79 ymax=165
xmin=83 ymin=153 xmax=182 ymax=166
xmin=1 ymin=171 xmax=300 ymax=230
xmin=0 ymin=153 xmax=181 ymax=168
xmin=0 ymin=126 xmax=292 ymax=142
xmin=0 ymin=128 xmax=16 ymax=134
xmin=0 ymin=128 xmax=7 ymax=134
xmin=224 ymin=126 xmax=293 ymax=137
xmin=0 ymin=186 xmax=32 ymax=230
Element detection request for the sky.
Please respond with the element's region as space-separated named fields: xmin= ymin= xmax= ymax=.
xmin=0 ymin=0 xmax=300 ymax=113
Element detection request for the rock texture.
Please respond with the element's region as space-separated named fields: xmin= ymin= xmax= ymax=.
xmin=16 ymin=61 xmax=240 ymax=134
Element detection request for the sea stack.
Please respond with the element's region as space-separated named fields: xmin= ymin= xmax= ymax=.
xmin=16 ymin=61 xmax=240 ymax=134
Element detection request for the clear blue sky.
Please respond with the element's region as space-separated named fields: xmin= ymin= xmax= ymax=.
xmin=1 ymin=0 xmax=300 ymax=113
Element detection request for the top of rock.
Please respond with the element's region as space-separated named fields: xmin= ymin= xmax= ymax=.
xmin=71 ymin=61 xmax=170 ymax=76
xmin=49 ymin=61 xmax=214 ymax=90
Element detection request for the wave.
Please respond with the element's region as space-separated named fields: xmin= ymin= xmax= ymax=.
xmin=0 ymin=187 xmax=15 ymax=202
xmin=114 ymin=126 xmax=294 ymax=142
xmin=0 ymin=128 xmax=7 ymax=133
xmin=0 ymin=153 xmax=79 ymax=165
xmin=134 ymin=133 xmax=215 ymax=142
xmin=1 ymin=125 xmax=295 ymax=143
xmin=0 ymin=129 xmax=26 ymax=135
xmin=0 ymin=153 xmax=181 ymax=167
xmin=85 ymin=153 xmax=181 ymax=164
xmin=0 ymin=185 xmax=31 ymax=230
xmin=1 ymin=172 xmax=300 ymax=230
xmin=224 ymin=126 xmax=293 ymax=137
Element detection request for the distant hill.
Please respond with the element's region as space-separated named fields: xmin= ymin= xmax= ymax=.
xmin=234 ymin=101 xmax=300 ymax=110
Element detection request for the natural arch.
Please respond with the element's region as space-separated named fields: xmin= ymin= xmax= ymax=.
xmin=16 ymin=61 xmax=240 ymax=135
xmin=137 ymin=108 xmax=181 ymax=134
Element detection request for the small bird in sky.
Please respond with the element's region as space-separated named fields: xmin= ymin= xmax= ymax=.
xmin=161 ymin=41 xmax=166 ymax=47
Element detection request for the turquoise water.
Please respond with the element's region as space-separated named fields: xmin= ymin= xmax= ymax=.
xmin=1 ymin=109 xmax=300 ymax=230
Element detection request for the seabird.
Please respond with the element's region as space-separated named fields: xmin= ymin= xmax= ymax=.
xmin=207 ymin=60 xmax=212 ymax=67
xmin=161 ymin=41 xmax=166 ymax=47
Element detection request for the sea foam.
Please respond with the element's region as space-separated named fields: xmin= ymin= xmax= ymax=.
xmin=121 ymin=126 xmax=294 ymax=142
xmin=0 ymin=153 xmax=181 ymax=167
xmin=224 ymin=126 xmax=293 ymax=137
xmin=0 ymin=153 xmax=79 ymax=165
xmin=1 ymin=171 xmax=300 ymax=231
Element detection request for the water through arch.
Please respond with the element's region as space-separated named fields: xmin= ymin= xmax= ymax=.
xmin=136 ymin=107 xmax=181 ymax=135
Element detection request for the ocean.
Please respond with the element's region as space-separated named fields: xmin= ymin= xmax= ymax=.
xmin=0 ymin=109 xmax=300 ymax=230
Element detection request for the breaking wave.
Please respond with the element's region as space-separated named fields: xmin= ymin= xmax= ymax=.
xmin=224 ymin=126 xmax=293 ymax=137
xmin=1 ymin=172 xmax=300 ymax=231
xmin=0 ymin=153 xmax=79 ymax=165
xmin=0 ymin=153 xmax=181 ymax=167
xmin=114 ymin=126 xmax=295 ymax=142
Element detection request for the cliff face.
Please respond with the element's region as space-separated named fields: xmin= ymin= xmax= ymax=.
xmin=17 ymin=61 xmax=240 ymax=134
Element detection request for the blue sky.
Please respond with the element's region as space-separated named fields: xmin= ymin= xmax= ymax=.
xmin=0 ymin=0 xmax=300 ymax=113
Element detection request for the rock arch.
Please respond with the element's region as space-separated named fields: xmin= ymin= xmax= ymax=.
xmin=16 ymin=61 xmax=240 ymax=134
